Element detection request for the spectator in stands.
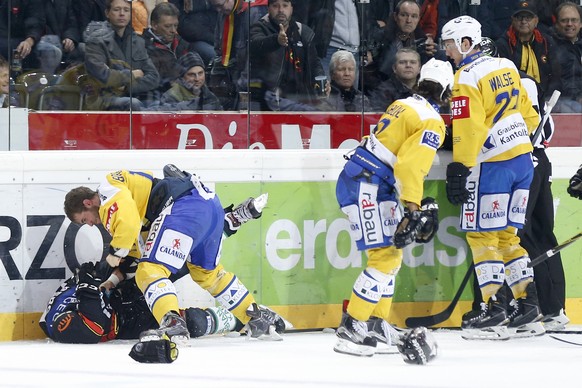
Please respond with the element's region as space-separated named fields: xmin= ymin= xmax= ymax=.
xmin=207 ymin=0 xmax=267 ymax=110
xmin=304 ymin=0 xmax=373 ymax=84
xmin=142 ymin=2 xmax=192 ymax=94
xmin=84 ymin=0 xmax=160 ymax=111
xmin=158 ymin=52 xmax=222 ymax=110
xmin=249 ymin=0 xmax=326 ymax=111
xmin=550 ymin=1 xmax=582 ymax=113
xmin=437 ymin=0 xmax=480 ymax=40
xmin=0 ymin=0 xmax=44 ymax=76
xmin=496 ymin=0 xmax=561 ymax=101
xmin=0 ymin=55 xmax=11 ymax=107
xmin=132 ymin=0 xmax=167 ymax=35
xmin=368 ymin=48 xmax=420 ymax=112
xmin=477 ymin=0 xmax=520 ymax=41
xmin=169 ymin=0 xmax=218 ymax=65
xmin=366 ymin=0 xmax=437 ymax=92
xmin=419 ymin=0 xmax=439 ymax=38
xmin=535 ymin=0 xmax=570 ymax=35
xmin=38 ymin=0 xmax=83 ymax=73
xmin=319 ymin=50 xmax=369 ymax=112
xmin=74 ymin=0 xmax=107 ymax=40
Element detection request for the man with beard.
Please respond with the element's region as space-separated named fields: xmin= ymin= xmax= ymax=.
xmin=249 ymin=0 xmax=326 ymax=111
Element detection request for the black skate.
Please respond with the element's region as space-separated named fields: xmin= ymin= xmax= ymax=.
xmin=461 ymin=296 xmax=510 ymax=340
xmin=140 ymin=311 xmax=190 ymax=346
xmin=542 ymin=309 xmax=569 ymax=331
xmin=224 ymin=194 xmax=268 ymax=235
xmin=334 ymin=314 xmax=377 ymax=357
xmin=506 ymin=282 xmax=545 ymax=338
xmin=367 ymin=316 xmax=401 ymax=354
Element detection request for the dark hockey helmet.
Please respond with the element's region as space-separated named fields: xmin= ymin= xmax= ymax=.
xmin=396 ymin=326 xmax=438 ymax=365
xmin=480 ymin=37 xmax=498 ymax=57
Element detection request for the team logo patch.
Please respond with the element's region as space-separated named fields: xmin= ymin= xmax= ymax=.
xmin=155 ymin=229 xmax=193 ymax=269
xmin=451 ymin=96 xmax=470 ymax=119
xmin=478 ymin=193 xmax=510 ymax=229
xmin=508 ymin=189 xmax=528 ymax=225
xmin=420 ymin=130 xmax=441 ymax=150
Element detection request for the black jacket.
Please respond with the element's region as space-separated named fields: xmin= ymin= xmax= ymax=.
xmin=249 ymin=15 xmax=324 ymax=103
xmin=0 ymin=0 xmax=45 ymax=42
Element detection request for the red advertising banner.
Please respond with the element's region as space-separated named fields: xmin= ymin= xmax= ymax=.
xmin=28 ymin=112 xmax=582 ymax=150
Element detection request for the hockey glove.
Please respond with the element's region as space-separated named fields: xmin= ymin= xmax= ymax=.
xmin=393 ymin=208 xmax=423 ymax=249
xmin=129 ymin=336 xmax=178 ymax=363
xmin=75 ymin=262 xmax=102 ymax=300
xmin=567 ymin=165 xmax=582 ymax=200
xmin=397 ymin=327 xmax=438 ymax=365
xmin=246 ymin=303 xmax=281 ymax=340
xmin=415 ymin=197 xmax=439 ymax=244
xmin=445 ymin=162 xmax=471 ymax=205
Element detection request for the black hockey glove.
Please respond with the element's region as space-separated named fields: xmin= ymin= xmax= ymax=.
xmin=415 ymin=197 xmax=439 ymax=244
xmin=75 ymin=262 xmax=102 ymax=300
xmin=393 ymin=208 xmax=423 ymax=249
xmin=246 ymin=303 xmax=278 ymax=339
xmin=129 ymin=337 xmax=178 ymax=363
xmin=567 ymin=165 xmax=582 ymax=200
xmin=446 ymin=162 xmax=471 ymax=205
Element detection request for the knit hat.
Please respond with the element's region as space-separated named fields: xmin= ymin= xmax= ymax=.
xmin=179 ymin=52 xmax=205 ymax=75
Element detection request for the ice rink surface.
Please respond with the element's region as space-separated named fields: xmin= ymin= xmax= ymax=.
xmin=1 ymin=327 xmax=582 ymax=388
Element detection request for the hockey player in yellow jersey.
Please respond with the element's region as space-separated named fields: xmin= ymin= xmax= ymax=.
xmin=441 ymin=16 xmax=543 ymax=340
xmin=333 ymin=58 xmax=452 ymax=361
xmin=64 ymin=166 xmax=280 ymax=362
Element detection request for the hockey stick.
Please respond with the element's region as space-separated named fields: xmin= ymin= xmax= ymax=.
xmin=530 ymin=89 xmax=561 ymax=146
xmin=527 ymin=232 xmax=582 ymax=268
xmin=405 ymin=262 xmax=474 ymax=328
xmin=549 ymin=335 xmax=582 ymax=346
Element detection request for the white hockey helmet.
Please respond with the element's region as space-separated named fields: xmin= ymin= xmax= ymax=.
xmin=419 ymin=58 xmax=454 ymax=98
xmin=441 ymin=15 xmax=482 ymax=55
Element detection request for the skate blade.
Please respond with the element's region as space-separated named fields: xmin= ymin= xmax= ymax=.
xmin=333 ymin=338 xmax=375 ymax=357
xmin=508 ymin=322 xmax=546 ymax=339
xmin=461 ymin=326 xmax=510 ymax=341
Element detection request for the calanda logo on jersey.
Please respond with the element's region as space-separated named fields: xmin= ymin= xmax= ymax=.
xmin=481 ymin=199 xmax=506 ymax=220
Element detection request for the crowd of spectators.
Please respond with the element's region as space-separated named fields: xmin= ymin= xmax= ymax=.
xmin=1 ymin=0 xmax=581 ymax=113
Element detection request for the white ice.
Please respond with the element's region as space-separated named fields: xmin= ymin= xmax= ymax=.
xmin=1 ymin=328 xmax=581 ymax=388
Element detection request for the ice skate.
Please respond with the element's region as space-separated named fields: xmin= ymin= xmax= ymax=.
xmin=366 ymin=316 xmax=401 ymax=354
xmin=225 ymin=194 xmax=269 ymax=234
xmin=139 ymin=311 xmax=190 ymax=346
xmin=461 ymin=296 xmax=510 ymax=341
xmin=542 ymin=309 xmax=569 ymax=331
xmin=334 ymin=314 xmax=377 ymax=357
xmin=506 ymin=283 xmax=545 ymax=338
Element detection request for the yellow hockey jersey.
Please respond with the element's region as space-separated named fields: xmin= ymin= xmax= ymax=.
xmin=451 ymin=54 xmax=538 ymax=167
xmin=97 ymin=170 xmax=155 ymax=258
xmin=366 ymin=94 xmax=445 ymax=206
